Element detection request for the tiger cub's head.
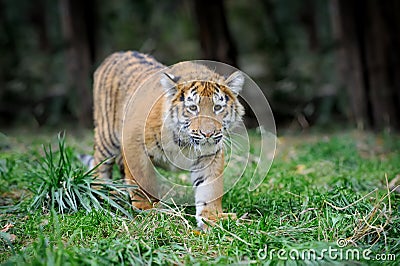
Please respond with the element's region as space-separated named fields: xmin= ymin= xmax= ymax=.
xmin=160 ymin=70 xmax=245 ymax=152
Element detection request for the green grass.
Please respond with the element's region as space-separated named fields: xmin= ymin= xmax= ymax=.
xmin=0 ymin=129 xmax=399 ymax=265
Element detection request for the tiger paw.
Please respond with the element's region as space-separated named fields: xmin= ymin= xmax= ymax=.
xmin=197 ymin=211 xmax=237 ymax=231
xmin=131 ymin=199 xmax=154 ymax=210
xmin=216 ymin=212 xmax=237 ymax=220
xmin=130 ymin=190 xmax=157 ymax=210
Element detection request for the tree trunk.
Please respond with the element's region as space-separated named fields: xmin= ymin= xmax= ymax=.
xmin=59 ymin=0 xmax=95 ymax=127
xmin=299 ymin=0 xmax=319 ymax=52
xmin=364 ymin=0 xmax=400 ymax=130
xmin=331 ymin=0 xmax=400 ymax=131
xmin=29 ymin=0 xmax=50 ymax=52
xmin=261 ymin=0 xmax=290 ymax=80
xmin=193 ymin=0 xmax=238 ymax=67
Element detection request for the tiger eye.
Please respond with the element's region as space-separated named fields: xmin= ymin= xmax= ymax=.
xmin=214 ymin=104 xmax=223 ymax=111
xmin=189 ymin=105 xmax=198 ymax=112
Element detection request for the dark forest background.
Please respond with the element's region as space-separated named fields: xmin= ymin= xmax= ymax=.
xmin=1 ymin=0 xmax=399 ymax=131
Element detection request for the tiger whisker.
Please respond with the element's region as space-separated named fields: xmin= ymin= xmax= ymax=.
xmin=223 ymin=136 xmax=243 ymax=151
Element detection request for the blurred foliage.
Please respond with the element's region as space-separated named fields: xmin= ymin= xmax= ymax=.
xmin=0 ymin=0 xmax=342 ymax=128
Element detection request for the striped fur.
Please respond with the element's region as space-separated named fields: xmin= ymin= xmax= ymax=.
xmin=92 ymin=51 xmax=245 ymax=229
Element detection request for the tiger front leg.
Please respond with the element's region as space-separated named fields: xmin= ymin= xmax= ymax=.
xmin=192 ymin=151 xmax=236 ymax=230
xmin=123 ymin=153 xmax=159 ymax=210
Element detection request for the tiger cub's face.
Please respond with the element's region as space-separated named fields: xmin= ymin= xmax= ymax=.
xmin=161 ymin=71 xmax=245 ymax=153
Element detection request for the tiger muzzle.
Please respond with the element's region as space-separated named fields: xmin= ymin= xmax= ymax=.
xmin=190 ymin=130 xmax=223 ymax=145
xmin=189 ymin=115 xmax=223 ymax=145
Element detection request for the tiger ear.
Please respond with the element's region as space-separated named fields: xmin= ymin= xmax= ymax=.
xmin=226 ymin=71 xmax=245 ymax=95
xmin=160 ymin=72 xmax=180 ymax=97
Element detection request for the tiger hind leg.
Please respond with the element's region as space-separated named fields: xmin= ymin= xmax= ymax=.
xmin=78 ymin=154 xmax=95 ymax=169
xmin=93 ymin=143 xmax=117 ymax=181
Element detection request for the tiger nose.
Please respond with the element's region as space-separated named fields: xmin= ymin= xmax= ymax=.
xmin=200 ymin=130 xmax=214 ymax=138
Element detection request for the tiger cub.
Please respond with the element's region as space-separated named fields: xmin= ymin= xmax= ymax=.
xmin=91 ymin=51 xmax=245 ymax=229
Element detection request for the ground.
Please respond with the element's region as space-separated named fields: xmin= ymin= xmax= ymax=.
xmin=0 ymin=127 xmax=399 ymax=265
